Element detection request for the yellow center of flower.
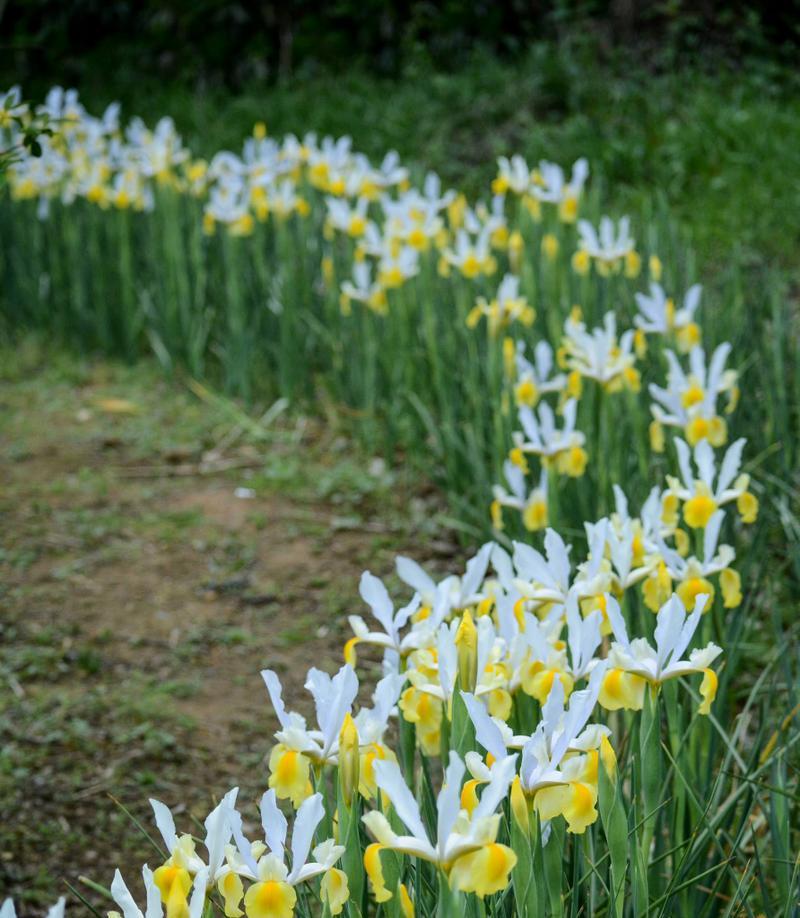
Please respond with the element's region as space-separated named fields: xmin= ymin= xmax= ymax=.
xmin=683 ymin=490 xmax=717 ymax=529
xmin=244 ymin=880 xmax=296 ymax=918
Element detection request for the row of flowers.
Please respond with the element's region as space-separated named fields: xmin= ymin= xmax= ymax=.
xmin=1 ymin=85 xmax=760 ymax=916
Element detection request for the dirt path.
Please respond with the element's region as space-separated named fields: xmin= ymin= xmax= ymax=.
xmin=0 ymin=344 xmax=456 ymax=914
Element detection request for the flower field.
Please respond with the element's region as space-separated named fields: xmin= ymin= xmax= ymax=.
xmin=1 ymin=83 xmax=799 ymax=916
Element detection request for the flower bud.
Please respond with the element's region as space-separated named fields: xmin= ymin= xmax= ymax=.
xmin=455 ymin=611 xmax=478 ymax=693
xmin=510 ymin=775 xmax=530 ymax=835
xmin=338 ymin=713 xmax=360 ymax=807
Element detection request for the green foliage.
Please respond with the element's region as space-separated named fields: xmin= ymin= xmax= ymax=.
xmin=2 ymin=1 xmax=799 ymax=93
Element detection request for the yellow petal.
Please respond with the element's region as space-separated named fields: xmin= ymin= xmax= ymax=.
xmin=449 ymin=843 xmax=517 ymax=897
xmin=460 ymin=778 xmax=482 ymax=816
xmin=720 ymin=568 xmax=742 ymax=609
xmin=698 ymin=669 xmax=718 ymax=716
xmin=343 ymin=637 xmax=359 ymax=667
xmin=683 ymin=491 xmax=718 ymax=529
xmin=243 ymin=880 xmax=296 ymax=918
xmin=599 ymin=669 xmax=646 ymax=712
xmin=154 ymin=864 xmax=192 ymax=918
xmin=649 ymin=419 xmax=665 ymax=453
xmin=510 ymin=775 xmax=530 ymax=834
xmin=320 ymin=868 xmax=349 ymax=916
xmin=218 ymin=872 xmax=244 ymax=918
xmin=268 ymin=745 xmax=311 ymax=809
xmin=364 ymin=843 xmax=392 ymax=903
xmin=562 ymin=782 xmax=599 ymax=834
xmin=398 ymin=883 xmax=415 ymax=918
xmin=737 ymin=491 xmax=759 ymax=524
xmin=600 ymin=735 xmax=617 ymax=780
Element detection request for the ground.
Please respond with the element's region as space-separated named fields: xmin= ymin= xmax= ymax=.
xmin=0 ymin=341 xmax=458 ymax=914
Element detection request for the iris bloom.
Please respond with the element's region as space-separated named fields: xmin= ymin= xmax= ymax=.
xmin=599 ymin=593 xmax=721 ymax=715
xmin=345 ymin=570 xmax=425 ymax=666
xmin=511 ymin=524 xmax=608 ymax=612
xmin=464 ymin=666 xmax=609 ymax=834
xmin=363 ymin=751 xmax=518 ymax=899
xmin=405 ymin=614 xmax=506 ymax=711
xmin=339 ymin=261 xmax=388 ymax=316
xmin=635 ymin=281 xmax=702 ymax=352
xmin=467 ymin=274 xmax=535 ymax=336
xmin=263 ymin=664 xmax=358 ymax=805
xmin=512 ymin=340 xmax=567 ymax=408
xmin=395 ymin=542 xmax=493 ymax=614
xmin=222 ymin=791 xmax=348 ymax=918
xmin=512 ymin=399 xmax=588 ymax=477
xmin=649 ymin=344 xmax=738 ymax=447
xmin=576 ymin=216 xmax=636 ymax=273
xmin=377 ymin=244 xmax=420 ymax=289
xmin=531 ymin=158 xmax=589 ymax=221
xmin=441 ymin=227 xmax=495 ymax=279
xmin=605 ymin=485 xmax=671 ymax=591
xmin=325 ymin=195 xmax=370 ymax=237
xmin=667 ymin=437 xmax=758 ymax=528
xmin=652 ymin=511 xmax=743 ymax=610
xmin=514 ymin=594 xmax=598 ymax=701
xmin=109 ymin=865 xmax=206 ymax=918
xmin=492 ymin=154 xmax=531 ymax=195
xmin=148 ymin=788 xmax=238 ymax=914
xmin=560 ymin=312 xmax=640 ymax=392
xmin=491 ymin=462 xmax=548 ymax=532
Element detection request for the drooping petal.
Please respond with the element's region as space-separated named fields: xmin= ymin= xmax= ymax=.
xmin=449 ymin=843 xmax=517 ymax=897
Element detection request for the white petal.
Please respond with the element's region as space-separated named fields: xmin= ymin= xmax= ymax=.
xmin=460 ymin=692 xmax=508 ymax=762
xmin=359 ymin=571 xmax=396 ymax=635
xmin=473 ymin=754 xmax=517 ymax=823
xmin=262 ymin=670 xmax=291 ymax=730
xmin=437 ymin=752 xmax=466 ymax=854
xmin=188 ymin=868 xmax=209 ymax=918
xmin=260 ymin=788 xmax=288 ymax=856
xmin=204 ymin=787 xmax=238 ymax=876
xmin=717 ymin=439 xmax=746 ymax=495
xmin=289 ymin=793 xmax=325 ymax=883
xmin=110 ymin=870 xmax=144 ymax=918
xmin=372 ymin=759 xmax=429 ymax=844
xmin=149 ymin=798 xmax=177 ymax=853
xmin=396 ymin=556 xmax=436 ymax=598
